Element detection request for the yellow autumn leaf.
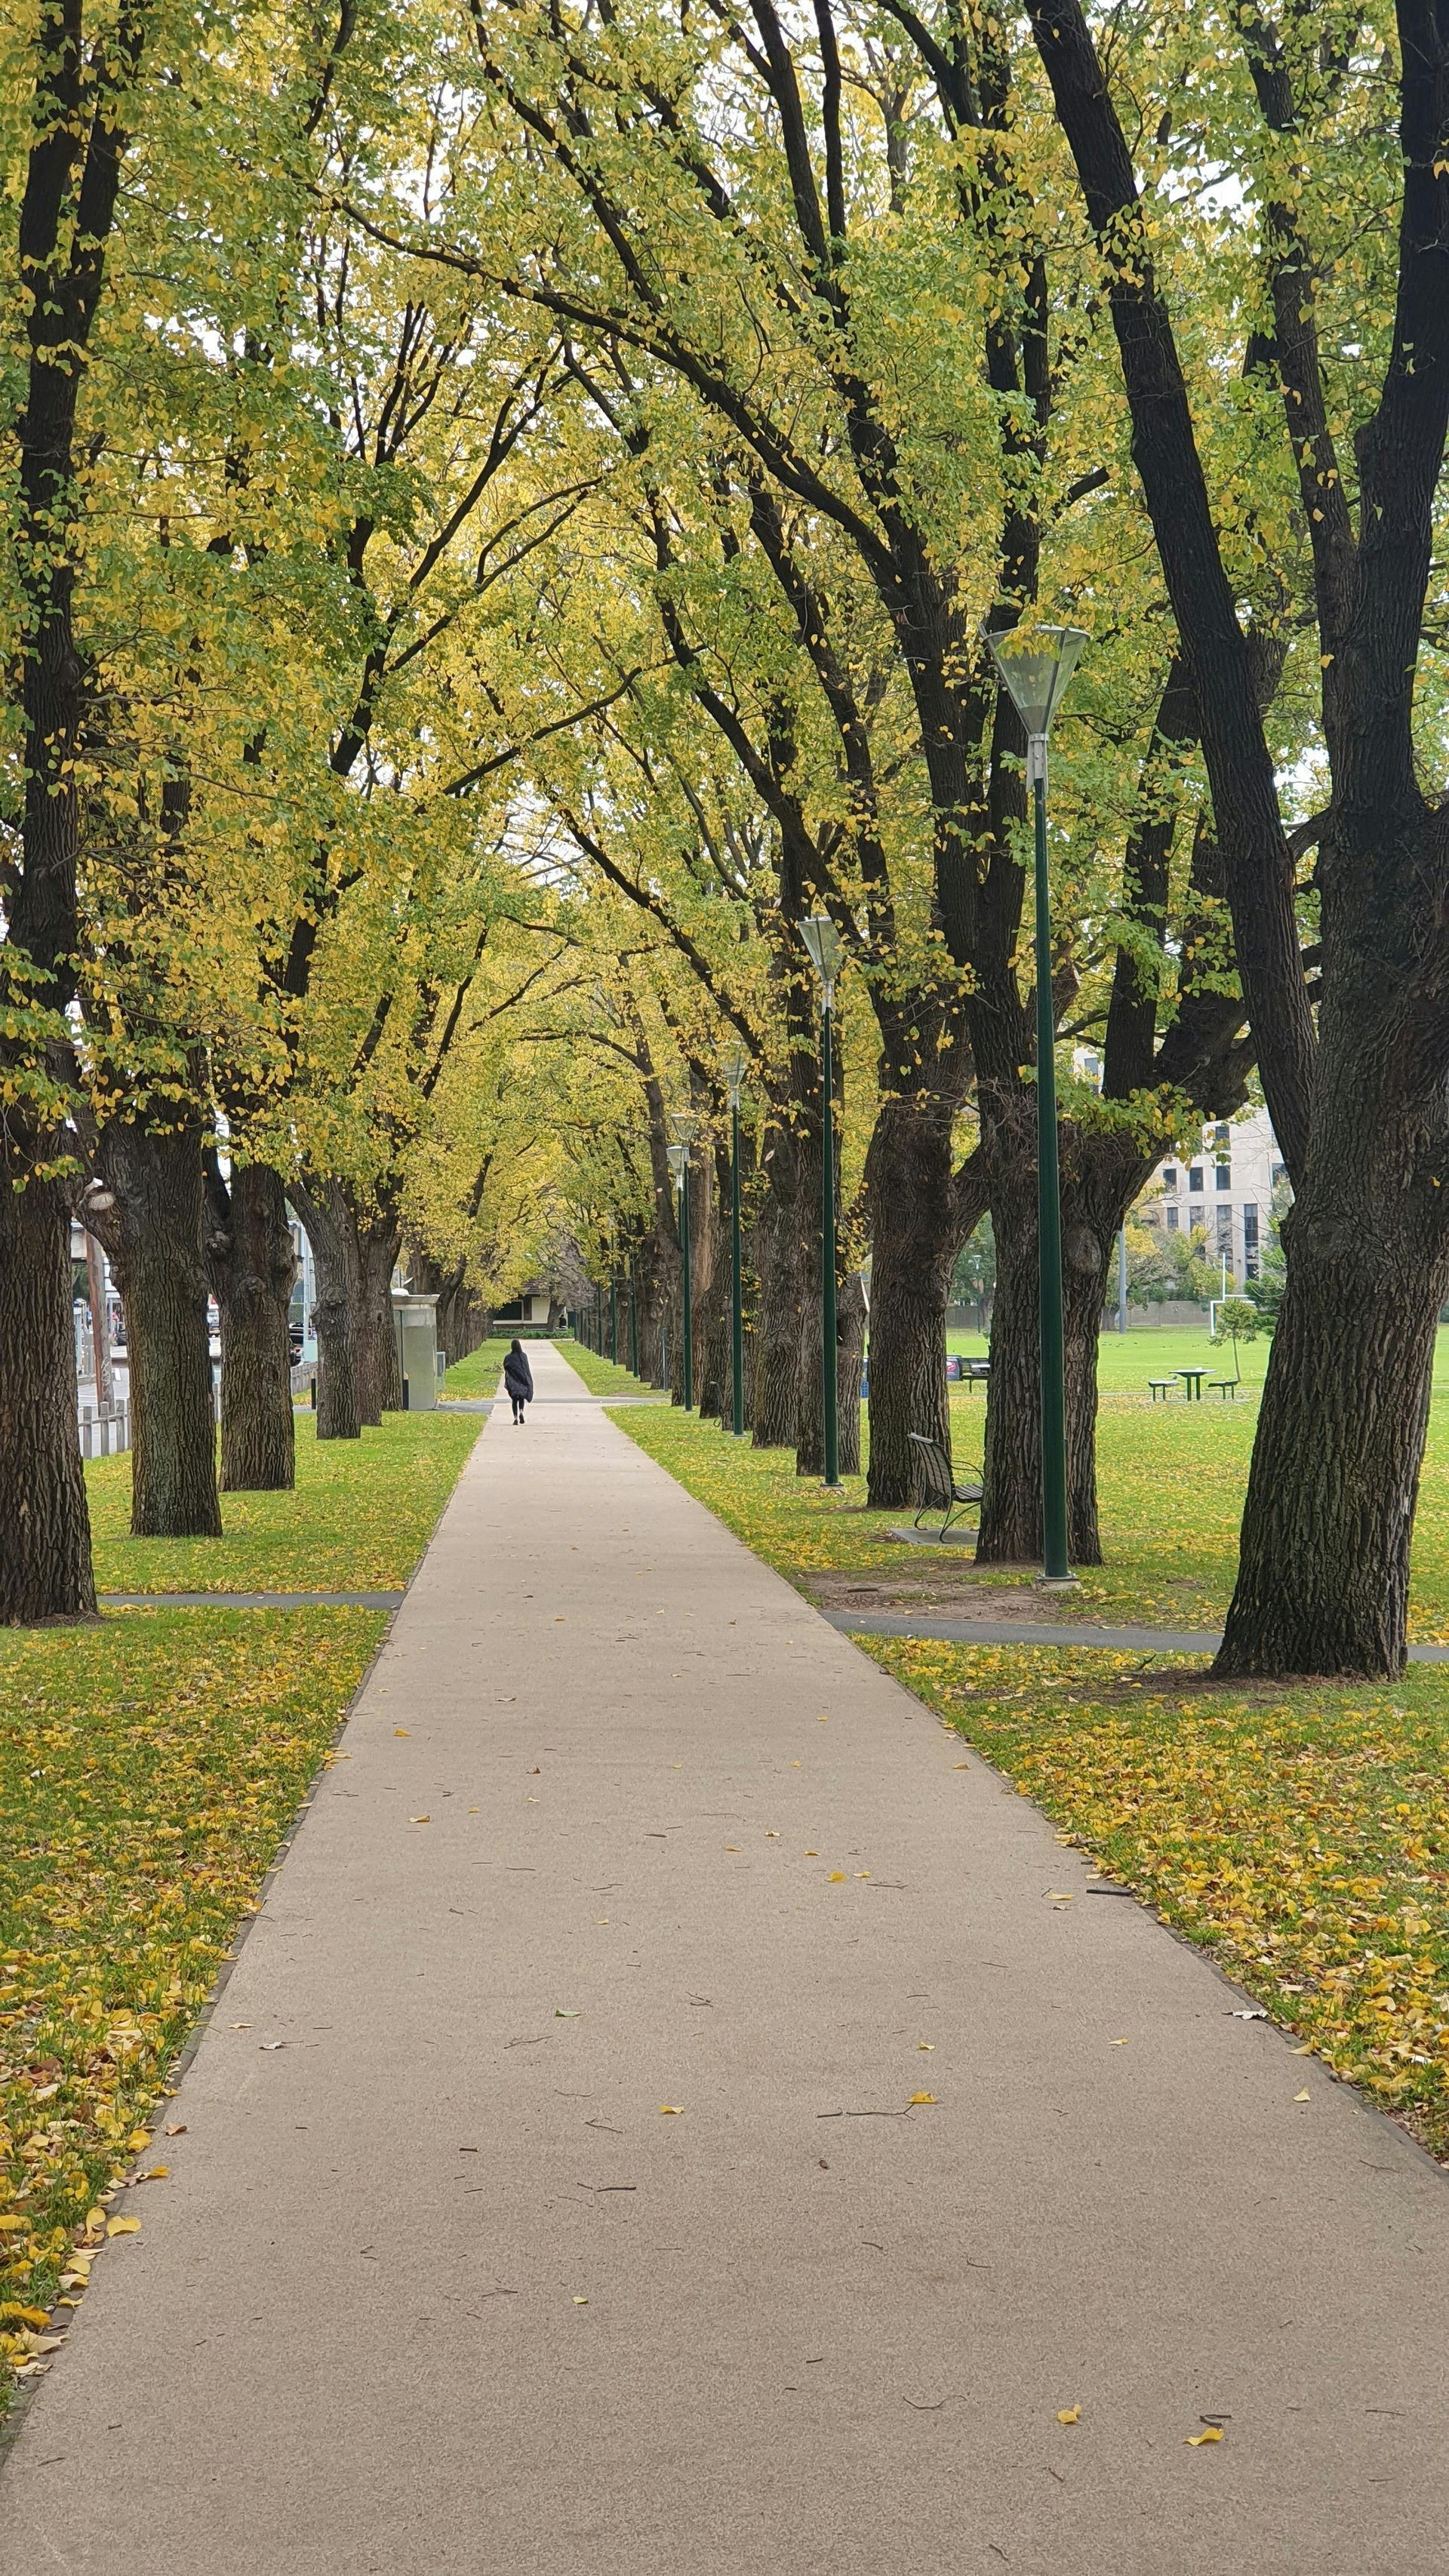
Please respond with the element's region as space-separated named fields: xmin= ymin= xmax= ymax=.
xmin=410 ymin=1814 xmax=430 ymax=1824
xmin=827 ymin=1871 xmax=847 ymax=1882
xmin=1294 ymin=2088 xmax=1311 ymax=2103
xmin=1057 ymin=2406 xmax=1081 ymax=2425
xmin=138 ymin=2165 xmax=169 ymax=2181
xmin=106 ymin=2217 xmax=142 ymax=2237
xmin=660 ymin=2104 xmax=684 ymax=2115
xmin=394 ymin=1728 xmax=411 ymax=1737
xmin=1186 ymin=2427 xmax=1223 ymax=2445
xmin=909 ymin=2091 xmax=937 ymax=2105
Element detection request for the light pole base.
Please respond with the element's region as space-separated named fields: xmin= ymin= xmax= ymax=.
xmin=1035 ymin=1573 xmax=1080 ymax=1593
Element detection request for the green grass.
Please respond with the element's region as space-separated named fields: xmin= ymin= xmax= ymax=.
xmin=87 ymin=1410 xmax=481 ymax=1595
xmin=862 ymin=1636 xmax=1449 ymax=2162
xmin=0 ymin=1605 xmax=384 ymax=2399
xmin=611 ymin=1326 xmax=1449 ymax=1639
xmin=442 ymin=1337 xmax=512 ymax=1396
xmin=561 ymin=1339 xmax=653 ymax=1396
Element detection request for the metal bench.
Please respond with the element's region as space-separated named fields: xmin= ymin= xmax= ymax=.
xmin=1147 ymin=1378 xmax=1177 ymax=1401
xmin=909 ymin=1431 xmax=983 ymax=1540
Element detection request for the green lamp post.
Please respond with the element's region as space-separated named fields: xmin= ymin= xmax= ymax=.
xmin=666 ymin=1116 xmax=697 ymax=1408
xmin=722 ymin=1045 xmax=749 ymax=1439
xmin=982 ymin=620 xmax=1088 ymax=1587
xmin=799 ymin=916 xmax=845 ymax=1490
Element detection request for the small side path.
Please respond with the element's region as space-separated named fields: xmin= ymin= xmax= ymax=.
xmin=8 ymin=1343 xmax=1449 ymax=2573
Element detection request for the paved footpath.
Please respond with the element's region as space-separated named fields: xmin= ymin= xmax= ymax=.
xmin=6 ymin=1344 xmax=1449 ymax=2574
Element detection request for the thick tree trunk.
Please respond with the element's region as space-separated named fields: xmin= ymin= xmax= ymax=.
xmin=0 ymin=1163 xmax=95 ymax=1622
xmin=1217 ymin=1207 xmax=1449 ymax=1677
xmin=751 ymin=1144 xmax=798 ymax=1448
xmin=863 ymin=1095 xmax=965 ymax=1509
xmin=211 ymin=1163 xmax=296 ymax=1494
xmin=292 ymin=1183 xmax=361 ymax=1441
xmin=977 ymin=1118 xmax=1134 ymax=1568
xmin=795 ymin=1116 xmax=826 ymax=1479
xmin=93 ymin=1113 xmax=220 ymax=1539
xmin=355 ymin=1214 xmax=402 ymax=1416
xmin=836 ymin=1270 xmax=867 ymax=1477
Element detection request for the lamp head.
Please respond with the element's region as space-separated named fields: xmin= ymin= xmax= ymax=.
xmin=667 ymin=1108 xmax=700 ymax=1146
xmin=981 ymin=621 xmax=1088 ymax=740
xmin=721 ymin=1044 xmax=749 ymax=1107
xmin=666 ymin=1143 xmax=688 ymax=1185
xmin=798 ymin=914 xmax=845 ymax=993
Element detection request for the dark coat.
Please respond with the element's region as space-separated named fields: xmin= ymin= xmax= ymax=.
xmin=503 ymin=1348 xmax=534 ymax=1402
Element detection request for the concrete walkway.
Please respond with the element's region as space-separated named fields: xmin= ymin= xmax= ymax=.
xmin=6 ymin=1342 xmax=1449 ymax=2573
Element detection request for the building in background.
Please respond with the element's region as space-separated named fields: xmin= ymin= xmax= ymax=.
xmin=1146 ymin=1106 xmax=1286 ymax=1286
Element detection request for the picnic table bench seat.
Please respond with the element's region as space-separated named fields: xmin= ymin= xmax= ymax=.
xmin=909 ymin=1430 xmax=983 ymax=1540
xmin=1147 ymin=1377 xmax=1177 ymax=1401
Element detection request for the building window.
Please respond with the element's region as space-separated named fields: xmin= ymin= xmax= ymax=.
xmin=1189 ymin=1166 xmax=1204 ymax=1193
xmin=1166 ymin=1205 xmax=1180 ymax=1232
xmin=1271 ymin=1163 xmax=1286 ymax=1187
xmin=1161 ymin=1167 xmax=1177 ymax=1192
xmin=1214 ymin=1123 xmax=1230 ymax=1150
xmin=1216 ymin=1206 xmax=1232 ymax=1257
xmin=1216 ymin=1160 xmax=1231 ymax=1190
xmin=1243 ymin=1204 xmax=1260 ymax=1279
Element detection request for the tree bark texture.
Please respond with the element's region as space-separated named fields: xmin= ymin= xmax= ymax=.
xmin=209 ymin=1163 xmax=296 ymax=1494
xmin=292 ymin=1181 xmax=361 ymax=1441
xmin=835 ymin=1269 xmax=867 ymax=1478
xmin=91 ymin=1111 xmax=220 ymax=1539
xmin=1217 ymin=1082 xmax=1449 ymax=1675
xmin=751 ymin=1140 xmax=798 ymax=1448
xmin=863 ymin=1094 xmax=974 ymax=1510
xmin=0 ymin=1167 xmax=95 ymax=1622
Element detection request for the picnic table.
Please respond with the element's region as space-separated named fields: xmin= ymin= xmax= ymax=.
xmin=1177 ymin=1368 xmax=1207 ymax=1401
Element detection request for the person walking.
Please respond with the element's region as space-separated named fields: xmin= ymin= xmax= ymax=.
xmin=503 ymin=1338 xmax=534 ymax=1426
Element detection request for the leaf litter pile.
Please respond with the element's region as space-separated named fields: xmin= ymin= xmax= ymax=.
xmin=866 ymin=1638 xmax=1449 ymax=2159
xmin=0 ymin=1605 xmax=382 ymax=2409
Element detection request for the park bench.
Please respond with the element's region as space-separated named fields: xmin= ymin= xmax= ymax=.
xmin=966 ymin=1359 xmax=991 ymax=1390
xmin=1147 ymin=1377 xmax=1177 ymax=1401
xmin=909 ymin=1430 xmax=983 ymax=1540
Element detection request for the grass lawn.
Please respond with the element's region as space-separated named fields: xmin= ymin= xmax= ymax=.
xmin=561 ymin=1339 xmax=654 ymax=1396
xmin=0 ymin=1605 xmax=384 ymax=2403
xmin=88 ymin=1410 xmax=481 ymax=1595
xmin=612 ymin=1325 xmax=1449 ymax=1639
xmin=442 ymin=1337 xmax=512 ymax=1397
xmin=861 ymin=1637 xmax=1449 ymax=2165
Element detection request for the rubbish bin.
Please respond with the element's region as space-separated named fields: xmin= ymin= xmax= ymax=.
xmin=391 ymin=1290 xmax=440 ymax=1411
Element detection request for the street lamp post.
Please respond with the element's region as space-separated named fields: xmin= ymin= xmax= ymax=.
xmin=722 ymin=1047 xmax=749 ymax=1438
xmin=666 ymin=1123 xmax=697 ymax=1408
xmin=982 ymin=620 xmax=1088 ymax=1586
xmin=799 ymin=917 xmax=845 ymax=1490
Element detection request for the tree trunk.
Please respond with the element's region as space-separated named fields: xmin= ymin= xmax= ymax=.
xmin=0 ymin=1164 xmax=95 ymax=1622
xmin=1217 ymin=1205 xmax=1449 ymax=1678
xmin=355 ymin=1211 xmax=402 ymax=1415
xmin=977 ymin=1116 xmax=1135 ymax=1568
xmin=751 ymin=1145 xmax=798 ymax=1448
xmin=92 ymin=1113 xmax=220 ymax=1539
xmin=836 ymin=1270 xmax=867 ymax=1477
xmin=795 ymin=1113 xmax=825 ymax=1479
xmin=863 ymin=1094 xmax=964 ymax=1509
xmin=292 ymin=1183 xmax=361 ymax=1441
xmin=211 ymin=1163 xmax=296 ymax=1494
